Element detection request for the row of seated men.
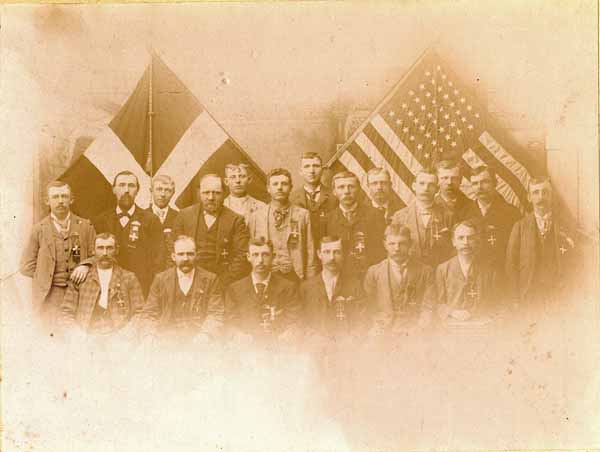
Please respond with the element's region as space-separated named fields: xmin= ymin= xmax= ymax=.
xmin=20 ymin=152 xmax=579 ymax=341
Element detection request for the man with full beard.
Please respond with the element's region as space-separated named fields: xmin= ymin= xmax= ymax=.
xmin=93 ymin=170 xmax=163 ymax=296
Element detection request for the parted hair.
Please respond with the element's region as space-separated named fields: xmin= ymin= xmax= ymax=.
xmin=151 ymin=174 xmax=175 ymax=189
xmin=331 ymin=171 xmax=359 ymax=187
xmin=266 ymin=168 xmax=292 ymax=184
xmin=96 ymin=232 xmax=117 ymax=245
xmin=366 ymin=167 xmax=391 ymax=182
xmin=451 ymin=219 xmax=480 ymax=238
xmin=173 ymin=235 xmax=196 ymax=251
xmin=46 ymin=180 xmax=72 ymax=198
xmin=225 ymin=163 xmax=251 ymax=175
xmin=319 ymin=235 xmax=343 ymax=249
xmin=435 ymin=159 xmax=466 ymax=178
xmin=198 ymin=173 xmax=224 ymax=189
xmin=113 ymin=170 xmax=140 ymax=189
xmin=384 ymin=224 xmax=412 ymax=241
xmin=528 ymin=175 xmax=552 ymax=191
xmin=248 ymin=236 xmax=274 ymax=252
xmin=469 ymin=165 xmax=497 ymax=183
xmin=301 ymin=152 xmax=322 ymax=164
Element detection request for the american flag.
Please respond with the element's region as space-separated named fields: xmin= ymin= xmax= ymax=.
xmin=327 ymin=49 xmax=537 ymax=211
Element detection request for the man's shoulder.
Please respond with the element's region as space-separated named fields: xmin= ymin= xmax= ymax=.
xmin=366 ymin=259 xmax=387 ymax=277
xmin=219 ymin=206 xmax=246 ymax=228
xmin=300 ymin=273 xmax=323 ymax=290
xmin=194 ymin=265 xmax=219 ymax=283
xmin=228 ymin=274 xmax=252 ymax=292
xmin=178 ymin=204 xmax=201 ymax=218
xmin=436 ymin=256 xmax=456 ymax=273
xmin=291 ymin=204 xmax=310 ymax=218
xmin=116 ymin=266 xmax=142 ymax=284
xmin=71 ymin=213 xmax=94 ymax=227
xmin=270 ymin=273 xmax=297 ymax=291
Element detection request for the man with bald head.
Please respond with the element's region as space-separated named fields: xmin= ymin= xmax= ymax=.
xmin=173 ymin=173 xmax=250 ymax=287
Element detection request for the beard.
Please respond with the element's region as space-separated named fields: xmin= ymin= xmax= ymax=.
xmin=177 ymin=260 xmax=194 ymax=273
xmin=118 ymin=193 xmax=134 ymax=210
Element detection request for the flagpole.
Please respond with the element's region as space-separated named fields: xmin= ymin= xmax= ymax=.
xmin=326 ymin=42 xmax=439 ymax=168
xmin=146 ymin=53 xmax=155 ymax=176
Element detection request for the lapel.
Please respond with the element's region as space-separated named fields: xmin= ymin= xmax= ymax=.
xmin=41 ymin=216 xmax=56 ymax=256
xmin=524 ymin=212 xmax=539 ymax=261
xmin=108 ymin=265 xmax=122 ymax=295
xmin=407 ymin=202 xmax=422 ymax=249
xmin=190 ymin=267 xmax=207 ymax=300
xmin=85 ymin=265 xmax=102 ymax=308
xmin=449 ymin=256 xmax=466 ymax=284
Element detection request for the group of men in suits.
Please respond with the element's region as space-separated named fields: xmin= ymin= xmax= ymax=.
xmin=20 ymin=152 xmax=579 ymax=344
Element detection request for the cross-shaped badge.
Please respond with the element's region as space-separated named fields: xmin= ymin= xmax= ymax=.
xmin=466 ymin=287 xmax=478 ymax=300
xmin=487 ymin=234 xmax=497 ymax=246
xmin=559 ymin=245 xmax=568 ymax=255
xmin=220 ymin=248 xmax=229 ymax=260
xmin=355 ymin=242 xmax=365 ymax=253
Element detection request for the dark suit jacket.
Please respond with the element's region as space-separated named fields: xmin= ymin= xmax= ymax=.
xmin=290 ymin=185 xmax=338 ymax=246
xmin=173 ymin=204 xmax=250 ymax=286
xmin=139 ymin=265 xmax=223 ymax=339
xmin=434 ymin=192 xmax=477 ymax=226
xmin=145 ymin=206 xmax=180 ymax=270
xmin=326 ymin=203 xmax=387 ymax=278
xmin=370 ymin=198 xmax=403 ymax=225
xmin=225 ymin=273 xmax=300 ymax=339
xmin=462 ymin=195 xmax=521 ymax=273
xmin=93 ymin=206 xmax=163 ymax=296
xmin=505 ymin=212 xmax=578 ymax=304
xmin=391 ymin=201 xmax=454 ymax=268
xmin=299 ymin=272 xmax=366 ymax=338
xmin=364 ymin=257 xmax=435 ymax=332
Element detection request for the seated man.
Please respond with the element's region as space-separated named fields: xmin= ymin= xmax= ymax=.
xmin=225 ymin=237 xmax=301 ymax=343
xmin=434 ymin=220 xmax=498 ymax=324
xmin=60 ymin=233 xmax=145 ymax=338
xmin=300 ymin=236 xmax=366 ymax=341
xmin=364 ymin=224 xmax=435 ymax=335
xmin=138 ymin=235 xmax=224 ymax=345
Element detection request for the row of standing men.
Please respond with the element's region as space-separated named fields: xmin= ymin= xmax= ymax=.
xmin=21 ymin=153 xmax=579 ymax=343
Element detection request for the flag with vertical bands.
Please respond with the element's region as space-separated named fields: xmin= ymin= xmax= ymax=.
xmin=327 ymin=49 xmax=542 ymax=212
xmin=60 ymin=53 xmax=267 ymax=220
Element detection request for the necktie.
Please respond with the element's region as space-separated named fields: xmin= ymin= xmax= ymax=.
xmin=307 ymin=191 xmax=318 ymax=205
xmin=344 ymin=209 xmax=356 ymax=223
xmin=118 ymin=211 xmax=131 ymax=219
xmin=255 ymin=283 xmax=266 ymax=300
xmin=273 ymin=208 xmax=289 ymax=229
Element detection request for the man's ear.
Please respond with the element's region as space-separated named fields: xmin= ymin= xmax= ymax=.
xmin=44 ymin=197 xmax=50 ymax=207
xmin=316 ymin=249 xmax=322 ymax=262
xmin=246 ymin=252 xmax=251 ymax=263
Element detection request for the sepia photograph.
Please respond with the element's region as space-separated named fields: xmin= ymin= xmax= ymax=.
xmin=0 ymin=1 xmax=598 ymax=451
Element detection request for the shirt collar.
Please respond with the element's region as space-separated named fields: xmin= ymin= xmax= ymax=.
xmin=304 ymin=185 xmax=321 ymax=195
xmin=152 ymin=204 xmax=168 ymax=215
xmin=339 ymin=202 xmax=358 ymax=214
xmin=371 ymin=199 xmax=389 ymax=210
xmin=388 ymin=257 xmax=409 ymax=271
xmin=457 ymin=255 xmax=473 ymax=278
xmin=321 ymin=269 xmax=339 ymax=283
xmin=534 ymin=211 xmax=552 ymax=222
xmin=176 ymin=267 xmax=195 ymax=281
xmin=116 ymin=205 xmax=136 ymax=216
xmin=51 ymin=212 xmax=71 ymax=224
xmin=415 ymin=201 xmax=433 ymax=214
xmin=251 ymin=272 xmax=271 ymax=288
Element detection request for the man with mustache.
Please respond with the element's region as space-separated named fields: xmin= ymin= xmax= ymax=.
xmin=146 ymin=174 xmax=180 ymax=270
xmin=391 ymin=169 xmax=453 ymax=268
xmin=462 ymin=165 xmax=521 ymax=278
xmin=247 ymin=168 xmax=317 ymax=282
xmin=300 ymin=236 xmax=366 ymax=341
xmin=506 ymin=177 xmax=578 ymax=306
xmin=290 ymin=153 xmax=338 ymax=247
xmin=138 ymin=235 xmax=224 ymax=344
xmin=434 ymin=159 xmax=476 ymax=225
xmin=173 ymin=173 xmax=249 ymax=287
xmin=93 ymin=170 xmax=164 ymax=296
xmin=364 ymin=224 xmax=435 ymax=336
xmin=21 ymin=181 xmax=96 ymax=331
xmin=434 ymin=220 xmax=498 ymax=323
xmin=366 ymin=167 xmax=402 ymax=225
xmin=225 ymin=237 xmax=301 ymax=343
xmin=326 ymin=171 xmax=387 ymax=280
xmin=223 ymin=163 xmax=266 ymax=225
xmin=60 ymin=233 xmax=145 ymax=337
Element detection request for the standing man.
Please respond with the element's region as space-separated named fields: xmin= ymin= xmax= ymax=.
xmin=21 ymin=181 xmax=96 ymax=330
xmin=300 ymin=236 xmax=366 ymax=340
xmin=290 ymin=152 xmax=338 ymax=246
xmin=391 ymin=169 xmax=453 ymax=268
xmin=434 ymin=159 xmax=476 ymax=225
xmin=60 ymin=233 xmax=145 ymax=337
xmin=326 ymin=171 xmax=387 ymax=279
xmin=366 ymin=167 xmax=402 ymax=225
xmin=223 ymin=163 xmax=266 ymax=224
xmin=225 ymin=238 xmax=301 ymax=342
xmin=435 ymin=221 xmax=498 ymax=323
xmin=364 ymin=225 xmax=435 ymax=335
xmin=139 ymin=235 xmax=224 ymax=344
xmin=93 ymin=170 xmax=163 ymax=296
xmin=462 ymin=166 xmax=521 ymax=274
xmin=147 ymin=174 xmax=179 ymax=269
xmin=247 ymin=168 xmax=317 ymax=282
xmin=506 ymin=177 xmax=578 ymax=306
xmin=173 ymin=173 xmax=249 ymax=287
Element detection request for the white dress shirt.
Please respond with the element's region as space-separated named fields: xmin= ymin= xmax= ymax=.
xmin=225 ymin=195 xmax=249 ymax=217
xmin=251 ymin=272 xmax=272 ymax=295
xmin=534 ymin=211 xmax=553 ymax=236
xmin=152 ymin=205 xmax=169 ymax=224
xmin=97 ymin=267 xmax=113 ymax=309
xmin=321 ymin=271 xmax=339 ymax=302
xmin=457 ymin=255 xmax=473 ymax=280
xmin=51 ymin=212 xmax=71 ymax=236
xmin=304 ymin=185 xmax=321 ymax=203
xmin=477 ymin=199 xmax=492 ymax=217
xmin=204 ymin=212 xmax=217 ymax=229
xmin=116 ymin=205 xmax=136 ymax=227
xmin=177 ymin=268 xmax=195 ymax=296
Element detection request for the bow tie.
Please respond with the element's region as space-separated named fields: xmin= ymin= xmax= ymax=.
xmin=117 ymin=212 xmax=131 ymax=219
xmin=273 ymin=207 xmax=290 ymax=229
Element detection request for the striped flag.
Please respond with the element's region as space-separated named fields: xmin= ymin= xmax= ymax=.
xmin=60 ymin=53 xmax=267 ymax=220
xmin=327 ymin=49 xmax=541 ymax=212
